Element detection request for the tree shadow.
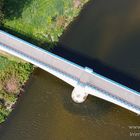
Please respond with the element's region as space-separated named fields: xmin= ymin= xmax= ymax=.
xmin=3 ymin=0 xmax=32 ymax=19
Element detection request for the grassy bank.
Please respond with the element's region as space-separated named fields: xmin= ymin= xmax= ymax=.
xmin=4 ymin=0 xmax=88 ymax=45
xmin=0 ymin=55 xmax=34 ymax=123
xmin=0 ymin=0 xmax=88 ymax=123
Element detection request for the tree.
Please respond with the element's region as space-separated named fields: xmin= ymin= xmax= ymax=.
xmin=0 ymin=0 xmax=4 ymax=25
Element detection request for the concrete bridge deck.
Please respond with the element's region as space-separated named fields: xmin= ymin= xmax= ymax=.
xmin=0 ymin=30 xmax=140 ymax=114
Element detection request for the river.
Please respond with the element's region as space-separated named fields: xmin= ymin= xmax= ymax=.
xmin=0 ymin=0 xmax=140 ymax=140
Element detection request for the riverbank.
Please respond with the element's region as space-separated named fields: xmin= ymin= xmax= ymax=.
xmin=0 ymin=0 xmax=89 ymax=123
xmin=0 ymin=55 xmax=34 ymax=123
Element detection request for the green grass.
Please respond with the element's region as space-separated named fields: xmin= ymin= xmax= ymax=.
xmin=4 ymin=0 xmax=88 ymax=44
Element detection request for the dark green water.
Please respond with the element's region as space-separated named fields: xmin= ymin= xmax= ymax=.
xmin=0 ymin=0 xmax=140 ymax=140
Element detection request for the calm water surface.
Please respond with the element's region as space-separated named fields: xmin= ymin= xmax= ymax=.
xmin=0 ymin=69 xmax=140 ymax=140
xmin=0 ymin=0 xmax=140 ymax=140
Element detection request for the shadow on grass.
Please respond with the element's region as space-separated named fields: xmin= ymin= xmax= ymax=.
xmin=3 ymin=0 xmax=32 ymax=19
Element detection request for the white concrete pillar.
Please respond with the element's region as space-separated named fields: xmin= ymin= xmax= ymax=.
xmin=71 ymin=67 xmax=93 ymax=103
xmin=71 ymin=83 xmax=88 ymax=103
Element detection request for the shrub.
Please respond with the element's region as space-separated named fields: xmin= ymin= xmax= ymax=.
xmin=4 ymin=76 xmax=20 ymax=94
xmin=0 ymin=105 xmax=10 ymax=123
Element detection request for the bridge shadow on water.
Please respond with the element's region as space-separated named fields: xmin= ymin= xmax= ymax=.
xmin=51 ymin=44 xmax=140 ymax=93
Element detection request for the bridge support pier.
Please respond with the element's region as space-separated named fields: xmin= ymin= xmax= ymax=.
xmin=71 ymin=67 xmax=93 ymax=103
xmin=71 ymin=83 xmax=88 ymax=103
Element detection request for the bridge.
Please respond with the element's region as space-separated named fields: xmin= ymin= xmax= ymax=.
xmin=0 ymin=30 xmax=140 ymax=114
